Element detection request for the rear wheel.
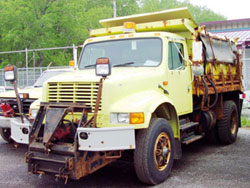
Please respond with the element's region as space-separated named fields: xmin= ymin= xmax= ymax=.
xmin=0 ymin=128 xmax=12 ymax=143
xmin=217 ymin=100 xmax=239 ymax=145
xmin=134 ymin=118 xmax=175 ymax=185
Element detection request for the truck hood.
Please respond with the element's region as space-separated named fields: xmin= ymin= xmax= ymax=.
xmin=46 ymin=67 xmax=160 ymax=83
xmin=46 ymin=67 xmax=165 ymax=110
xmin=0 ymin=87 xmax=42 ymax=99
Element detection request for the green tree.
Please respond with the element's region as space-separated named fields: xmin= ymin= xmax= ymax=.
xmin=0 ymin=0 xmax=113 ymax=67
xmin=140 ymin=0 xmax=226 ymax=24
xmin=116 ymin=0 xmax=139 ymax=16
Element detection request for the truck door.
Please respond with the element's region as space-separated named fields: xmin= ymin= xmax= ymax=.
xmin=166 ymin=39 xmax=192 ymax=115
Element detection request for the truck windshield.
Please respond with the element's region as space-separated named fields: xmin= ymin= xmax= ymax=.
xmin=79 ymin=38 xmax=162 ymax=69
xmin=33 ymin=70 xmax=70 ymax=87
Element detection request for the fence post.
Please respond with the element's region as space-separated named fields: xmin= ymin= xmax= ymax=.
xmin=73 ymin=44 xmax=77 ymax=69
xmin=25 ymin=48 xmax=28 ymax=86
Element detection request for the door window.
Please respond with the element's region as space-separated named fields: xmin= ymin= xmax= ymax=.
xmin=168 ymin=42 xmax=184 ymax=70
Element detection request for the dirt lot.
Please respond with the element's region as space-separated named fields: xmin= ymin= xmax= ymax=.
xmin=0 ymin=128 xmax=250 ymax=188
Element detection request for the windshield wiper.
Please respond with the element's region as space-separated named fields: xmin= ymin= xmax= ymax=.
xmin=113 ymin=62 xmax=134 ymax=67
xmin=84 ymin=64 xmax=96 ymax=68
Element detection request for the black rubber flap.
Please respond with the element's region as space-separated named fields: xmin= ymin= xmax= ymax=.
xmin=43 ymin=108 xmax=66 ymax=143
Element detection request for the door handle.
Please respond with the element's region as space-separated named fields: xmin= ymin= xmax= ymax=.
xmin=158 ymin=84 xmax=169 ymax=95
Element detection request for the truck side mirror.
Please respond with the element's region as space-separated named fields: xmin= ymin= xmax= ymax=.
xmin=191 ymin=41 xmax=204 ymax=76
xmin=4 ymin=65 xmax=17 ymax=82
xmin=95 ymin=57 xmax=111 ymax=77
xmin=192 ymin=41 xmax=203 ymax=62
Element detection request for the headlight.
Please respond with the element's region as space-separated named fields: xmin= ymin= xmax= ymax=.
xmin=110 ymin=112 xmax=144 ymax=124
xmin=29 ymin=109 xmax=38 ymax=119
xmin=4 ymin=65 xmax=17 ymax=81
xmin=110 ymin=113 xmax=129 ymax=124
xmin=95 ymin=58 xmax=111 ymax=77
xmin=5 ymin=71 xmax=15 ymax=81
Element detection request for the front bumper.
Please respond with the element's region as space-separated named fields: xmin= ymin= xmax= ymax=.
xmin=10 ymin=118 xmax=31 ymax=144
xmin=0 ymin=116 xmax=12 ymax=128
xmin=77 ymin=126 xmax=135 ymax=151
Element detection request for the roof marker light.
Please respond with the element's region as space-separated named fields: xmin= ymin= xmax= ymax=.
xmin=123 ymin=22 xmax=136 ymax=33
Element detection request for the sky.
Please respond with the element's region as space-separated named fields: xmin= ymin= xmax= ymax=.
xmin=178 ymin=0 xmax=250 ymax=20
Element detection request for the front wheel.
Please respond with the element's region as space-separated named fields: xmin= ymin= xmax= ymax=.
xmin=0 ymin=128 xmax=12 ymax=143
xmin=134 ymin=118 xmax=175 ymax=185
xmin=217 ymin=100 xmax=239 ymax=145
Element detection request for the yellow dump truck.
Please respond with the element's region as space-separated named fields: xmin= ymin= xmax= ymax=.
xmin=18 ymin=8 xmax=243 ymax=184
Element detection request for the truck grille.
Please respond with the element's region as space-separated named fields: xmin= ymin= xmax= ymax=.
xmin=47 ymin=82 xmax=101 ymax=112
xmin=0 ymin=98 xmax=35 ymax=115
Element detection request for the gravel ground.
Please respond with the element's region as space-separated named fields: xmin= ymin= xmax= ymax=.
xmin=0 ymin=128 xmax=250 ymax=188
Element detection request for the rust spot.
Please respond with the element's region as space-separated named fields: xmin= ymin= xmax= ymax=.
xmin=181 ymin=18 xmax=185 ymax=23
xmin=89 ymin=145 xmax=91 ymax=148
xmin=129 ymin=144 xmax=133 ymax=149
xmin=101 ymin=141 xmax=104 ymax=144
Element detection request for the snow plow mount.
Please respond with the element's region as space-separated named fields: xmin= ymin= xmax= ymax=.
xmin=26 ymin=102 xmax=119 ymax=182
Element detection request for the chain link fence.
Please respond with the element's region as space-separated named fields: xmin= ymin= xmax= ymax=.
xmin=0 ymin=45 xmax=80 ymax=88
xmin=0 ymin=66 xmax=69 ymax=88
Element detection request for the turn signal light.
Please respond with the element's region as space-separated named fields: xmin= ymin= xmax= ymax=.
xmin=69 ymin=60 xmax=74 ymax=67
xmin=19 ymin=93 xmax=29 ymax=99
xmin=163 ymin=81 xmax=168 ymax=86
xmin=130 ymin=112 xmax=144 ymax=124
xmin=4 ymin=65 xmax=14 ymax=71
xmin=96 ymin=58 xmax=109 ymax=64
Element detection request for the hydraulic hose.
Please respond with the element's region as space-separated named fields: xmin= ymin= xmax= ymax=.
xmin=207 ymin=77 xmax=218 ymax=109
xmin=201 ymin=76 xmax=208 ymax=106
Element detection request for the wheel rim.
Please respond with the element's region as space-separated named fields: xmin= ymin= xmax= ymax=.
xmin=154 ymin=132 xmax=171 ymax=171
xmin=230 ymin=111 xmax=237 ymax=135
